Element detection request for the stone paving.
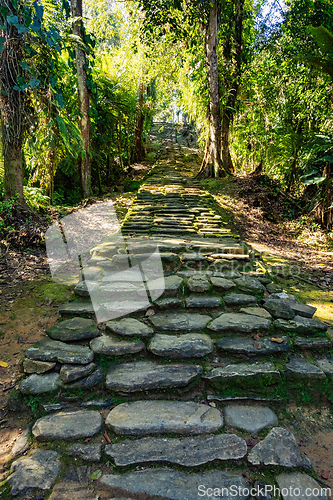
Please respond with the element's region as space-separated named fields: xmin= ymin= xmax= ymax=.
xmin=4 ymin=137 xmax=331 ymax=498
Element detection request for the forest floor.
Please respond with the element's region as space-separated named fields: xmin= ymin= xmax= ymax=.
xmin=0 ymin=134 xmax=333 ymax=485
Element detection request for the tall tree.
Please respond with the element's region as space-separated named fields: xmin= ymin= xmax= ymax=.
xmin=0 ymin=0 xmax=64 ymax=203
xmin=199 ymin=1 xmax=224 ymax=177
xmin=136 ymin=0 xmax=231 ymax=177
xmin=71 ymin=0 xmax=91 ymax=198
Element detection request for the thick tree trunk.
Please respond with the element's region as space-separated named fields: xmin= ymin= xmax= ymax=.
xmin=71 ymin=0 xmax=91 ymax=198
xmin=0 ymin=22 xmax=26 ymax=203
xmin=197 ymin=2 xmax=228 ymax=178
xmin=2 ymin=135 xmax=24 ymax=201
xmin=220 ymin=0 xmax=244 ymax=174
xmin=132 ymin=70 xmax=146 ymax=163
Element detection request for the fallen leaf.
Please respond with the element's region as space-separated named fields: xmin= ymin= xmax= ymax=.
xmin=0 ymin=361 xmax=8 ymax=368
xmin=104 ymin=431 xmax=111 ymax=444
xmin=254 ymin=343 xmax=262 ymax=350
xmin=271 ymin=337 xmax=284 ymax=344
xmin=83 ymin=437 xmax=92 ymax=444
xmin=321 ymin=471 xmax=331 ymax=480
xmin=252 ymin=333 xmax=261 ymax=341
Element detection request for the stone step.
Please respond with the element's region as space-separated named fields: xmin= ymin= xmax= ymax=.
xmin=105 ymin=433 xmax=247 ymax=466
xmin=105 ymin=400 xmax=223 ymax=435
xmin=216 ymin=336 xmax=291 ymax=356
xmin=149 ymin=312 xmax=211 ymax=332
xmin=204 ymin=362 xmax=281 ymax=389
xmin=148 ymin=333 xmax=213 ymax=358
xmin=99 ymin=469 xmax=250 ymax=500
xmin=105 ymin=361 xmax=203 ymax=392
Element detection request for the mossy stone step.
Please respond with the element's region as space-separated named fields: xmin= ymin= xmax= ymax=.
xmin=105 ymin=400 xmax=223 ymax=436
xmin=204 ymin=362 xmax=280 ymax=388
xmin=105 ymin=361 xmax=203 ymax=392
xmin=285 ymin=356 xmax=326 ymax=380
xmin=148 ymin=333 xmax=213 ymax=358
xmin=216 ymin=336 xmax=291 ymax=356
xmin=99 ymin=469 xmax=250 ymax=500
xmin=208 ymin=313 xmax=271 ymax=333
xmin=105 ymin=433 xmax=247 ymax=467
xmin=149 ymin=312 xmax=211 ymax=332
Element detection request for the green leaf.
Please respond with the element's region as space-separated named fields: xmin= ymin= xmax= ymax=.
xmin=19 ymin=61 xmax=31 ymax=71
xmin=302 ymin=176 xmax=327 ymax=186
xmin=55 ymin=93 xmax=64 ymax=108
xmin=7 ymin=14 xmax=18 ymax=25
xmin=29 ymin=78 xmax=40 ymax=89
xmin=33 ymin=1 xmax=44 ymax=22
xmin=318 ymin=156 xmax=333 ymax=163
xmin=16 ymin=24 xmax=29 ymax=34
xmin=90 ymin=470 xmax=102 ymax=481
xmin=56 ymin=115 xmax=72 ymax=152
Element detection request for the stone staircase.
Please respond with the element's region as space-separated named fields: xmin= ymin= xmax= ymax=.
xmin=4 ymin=138 xmax=332 ymax=499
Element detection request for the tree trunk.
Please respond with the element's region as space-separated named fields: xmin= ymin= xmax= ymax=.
xmin=2 ymin=135 xmax=24 ymax=202
xmin=132 ymin=69 xmax=146 ymax=163
xmin=220 ymin=0 xmax=244 ymax=174
xmin=71 ymin=0 xmax=91 ymax=198
xmin=0 ymin=20 xmax=26 ymax=203
xmin=196 ymin=1 xmax=228 ymax=178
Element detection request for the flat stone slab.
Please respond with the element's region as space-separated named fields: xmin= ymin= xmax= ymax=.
xmin=105 ymin=434 xmax=247 ymax=466
xmin=59 ymin=302 xmax=96 ymax=317
xmin=60 ymin=362 xmax=97 ymax=384
xmin=63 ymin=367 xmax=103 ymax=389
xmin=32 ymin=410 xmax=103 ymax=441
xmin=284 ymin=300 xmax=317 ymax=319
xmin=105 ymin=361 xmax=203 ymax=392
xmin=47 ymin=317 xmax=99 ymax=342
xmin=149 ymin=312 xmax=211 ymax=332
xmin=67 ymin=444 xmax=102 ymax=462
xmin=74 ymin=280 xmax=99 ymax=297
xmin=248 ymin=427 xmax=312 ymax=468
xmin=19 ymin=373 xmax=61 ymax=394
xmin=90 ymin=334 xmax=144 ymax=355
xmin=208 ymin=313 xmax=271 ymax=333
xmin=276 ymin=473 xmax=329 ymax=499
xmin=316 ymin=358 xmax=333 ymax=376
xmin=11 ymin=427 xmax=32 ymax=459
xmin=224 ymin=294 xmax=257 ymax=306
xmin=23 ymin=358 xmax=56 ymax=374
xmin=285 ymin=356 xmax=326 ymax=379
xmin=210 ymin=277 xmax=236 ymax=291
xmin=234 ymin=277 xmax=266 ymax=293
xmin=105 ymin=400 xmax=223 ymax=435
xmin=163 ymin=275 xmax=184 ymax=296
xmin=216 ymin=336 xmax=291 ymax=356
xmin=240 ymin=307 xmax=272 ymax=319
xmin=185 ymin=295 xmax=221 ymax=308
xmin=148 ymin=333 xmax=213 ymax=358
xmin=105 ymin=318 xmax=154 ymax=337
xmin=100 ymin=469 xmax=250 ymax=500
xmin=188 ymin=275 xmax=210 ymax=292
xmin=263 ymin=299 xmax=295 ymax=320
xmin=154 ymin=297 xmax=183 ymax=309
xmin=224 ymin=405 xmax=278 ymax=433
xmin=49 ymin=465 xmax=98 ymax=500
xmin=204 ymin=363 xmax=280 ymax=386
xmin=294 ymin=337 xmax=333 ymax=349
xmin=25 ymin=338 xmax=94 ymax=364
xmin=8 ymin=450 xmax=61 ymax=497
xmin=274 ymin=316 xmax=327 ymax=335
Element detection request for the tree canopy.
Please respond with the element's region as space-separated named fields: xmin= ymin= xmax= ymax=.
xmin=0 ymin=0 xmax=332 ymax=228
